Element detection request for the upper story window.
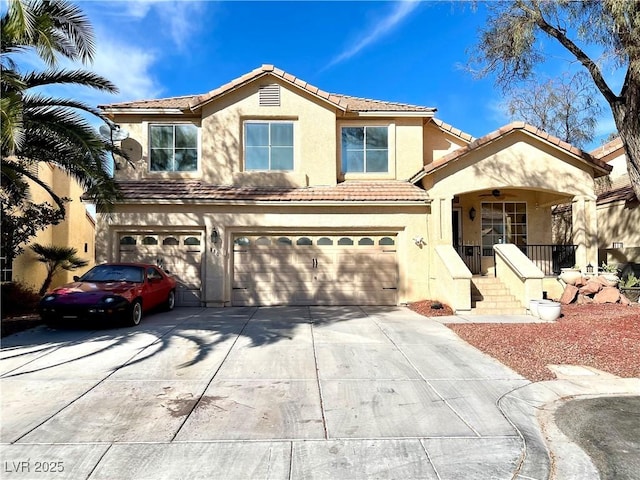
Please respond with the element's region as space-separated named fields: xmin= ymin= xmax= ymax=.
xmin=341 ymin=126 xmax=388 ymax=173
xmin=244 ymin=121 xmax=294 ymax=171
xmin=149 ymin=124 xmax=198 ymax=172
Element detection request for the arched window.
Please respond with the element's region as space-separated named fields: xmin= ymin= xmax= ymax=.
xmin=142 ymin=236 xmax=158 ymax=245
xmin=234 ymin=237 xmax=251 ymax=246
xmin=255 ymin=236 xmax=271 ymax=246
xmin=163 ymin=236 xmax=179 ymax=246
xmin=184 ymin=236 xmax=201 ymax=246
xmin=338 ymin=237 xmax=354 ymax=246
xmin=276 ymin=237 xmax=292 ymax=246
xmin=317 ymin=237 xmax=333 ymax=246
xmin=120 ymin=236 xmax=136 ymax=245
xmin=358 ymin=237 xmax=374 ymax=246
xmin=379 ymin=237 xmax=395 ymax=246
xmin=296 ymin=237 xmax=313 ymax=246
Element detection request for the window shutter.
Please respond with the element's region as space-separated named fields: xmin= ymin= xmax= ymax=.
xmin=259 ymin=84 xmax=280 ymax=106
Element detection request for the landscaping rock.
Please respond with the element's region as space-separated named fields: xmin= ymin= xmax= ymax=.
xmin=579 ymin=280 xmax=603 ymax=296
xmin=620 ymin=294 xmax=631 ymax=306
xmin=595 ymin=275 xmax=619 ymax=288
xmin=594 ymin=287 xmax=621 ymax=304
xmin=574 ymin=277 xmax=588 ymax=288
xmin=560 ymin=285 xmax=579 ymax=305
xmin=577 ymin=294 xmax=594 ymax=305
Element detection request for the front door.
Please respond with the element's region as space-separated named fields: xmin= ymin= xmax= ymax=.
xmin=452 ymin=208 xmax=462 ymax=248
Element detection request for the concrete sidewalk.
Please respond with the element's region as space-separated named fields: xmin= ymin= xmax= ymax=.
xmin=0 ymin=306 xmax=637 ymax=479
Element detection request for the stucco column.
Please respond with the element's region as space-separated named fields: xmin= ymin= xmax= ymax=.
xmin=429 ymin=195 xmax=454 ymax=246
xmin=572 ymin=195 xmax=598 ymax=270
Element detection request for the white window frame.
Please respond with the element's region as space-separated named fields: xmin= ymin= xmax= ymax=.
xmin=148 ymin=123 xmax=200 ymax=173
xmin=243 ymin=120 xmax=295 ymax=171
xmin=341 ymin=125 xmax=389 ymax=174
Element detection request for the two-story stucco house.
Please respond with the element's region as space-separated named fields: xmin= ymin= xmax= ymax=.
xmin=5 ymin=163 xmax=95 ymax=288
xmin=96 ymin=64 xmax=611 ymax=314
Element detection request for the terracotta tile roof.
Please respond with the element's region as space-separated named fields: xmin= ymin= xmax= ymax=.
xmin=329 ymin=94 xmax=436 ymax=113
xmin=99 ymin=64 xmax=436 ymax=115
xmin=429 ymin=118 xmax=475 ymax=143
xmin=597 ymin=184 xmax=637 ymax=205
xmin=590 ymin=137 xmax=624 ymax=160
xmin=114 ymin=180 xmax=430 ymax=203
xmin=100 ymin=94 xmax=198 ymax=110
xmin=422 ymin=122 xmax=612 ymax=176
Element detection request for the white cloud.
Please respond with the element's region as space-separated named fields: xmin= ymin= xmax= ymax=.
xmin=100 ymin=0 xmax=206 ymax=50
xmin=324 ymin=0 xmax=421 ymax=70
xmin=91 ymin=39 xmax=161 ymax=102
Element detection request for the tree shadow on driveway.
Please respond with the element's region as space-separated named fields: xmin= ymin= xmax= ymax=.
xmin=0 ymin=306 xmax=393 ymax=379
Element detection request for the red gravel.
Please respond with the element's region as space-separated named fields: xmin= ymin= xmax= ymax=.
xmin=407 ymin=300 xmax=455 ymax=317
xmin=410 ymin=301 xmax=640 ymax=382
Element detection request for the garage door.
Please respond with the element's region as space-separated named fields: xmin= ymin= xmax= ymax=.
xmin=233 ymin=234 xmax=397 ymax=306
xmin=118 ymin=232 xmax=202 ymax=306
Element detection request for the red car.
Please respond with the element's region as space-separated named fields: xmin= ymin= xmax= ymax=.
xmin=39 ymin=263 xmax=177 ymax=326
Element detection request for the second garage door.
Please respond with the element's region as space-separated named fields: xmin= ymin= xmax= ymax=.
xmin=232 ymin=234 xmax=398 ymax=306
xmin=118 ymin=232 xmax=202 ymax=306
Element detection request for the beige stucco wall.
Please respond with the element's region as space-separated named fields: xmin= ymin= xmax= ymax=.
xmin=13 ymin=164 xmax=95 ymax=292
xmin=110 ymin=78 xmax=432 ymax=187
xmin=97 ymin=203 xmax=431 ymax=306
xmin=424 ymin=134 xmax=597 ymax=198
xmin=423 ymin=122 xmax=470 ymax=165
xmin=597 ymin=199 xmax=640 ymax=263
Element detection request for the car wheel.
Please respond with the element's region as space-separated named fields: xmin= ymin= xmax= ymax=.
xmin=165 ymin=290 xmax=176 ymax=311
xmin=128 ymin=300 xmax=143 ymax=326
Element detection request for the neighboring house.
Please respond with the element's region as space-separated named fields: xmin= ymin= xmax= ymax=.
xmin=96 ymin=64 xmax=611 ymax=313
xmin=591 ymin=137 xmax=640 ymax=267
xmin=6 ymin=163 xmax=95 ymax=290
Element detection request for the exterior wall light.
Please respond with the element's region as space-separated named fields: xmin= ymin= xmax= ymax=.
xmin=210 ymin=227 xmax=220 ymax=245
xmin=469 ymin=207 xmax=476 ymax=221
xmin=586 ymin=263 xmax=594 ymax=274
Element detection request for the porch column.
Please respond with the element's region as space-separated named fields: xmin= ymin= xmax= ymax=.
xmin=572 ymin=194 xmax=598 ymax=270
xmin=430 ymin=195 xmax=454 ymax=245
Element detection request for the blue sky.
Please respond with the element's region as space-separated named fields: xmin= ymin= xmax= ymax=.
xmin=13 ymin=0 xmax=623 ymax=151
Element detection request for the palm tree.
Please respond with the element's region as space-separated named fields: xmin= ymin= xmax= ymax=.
xmin=30 ymin=243 xmax=88 ymax=296
xmin=1 ymin=0 xmax=123 ymax=207
xmin=1 ymin=0 xmax=124 ymax=270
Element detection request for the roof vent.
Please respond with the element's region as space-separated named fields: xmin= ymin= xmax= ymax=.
xmin=259 ymin=84 xmax=280 ymax=106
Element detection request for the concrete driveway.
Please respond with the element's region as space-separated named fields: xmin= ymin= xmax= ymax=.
xmin=1 ymin=306 xmax=531 ymax=479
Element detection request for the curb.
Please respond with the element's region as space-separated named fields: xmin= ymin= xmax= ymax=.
xmin=499 ymin=366 xmax=640 ymax=480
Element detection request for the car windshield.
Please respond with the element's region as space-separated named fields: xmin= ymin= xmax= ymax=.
xmin=81 ymin=265 xmax=144 ymax=283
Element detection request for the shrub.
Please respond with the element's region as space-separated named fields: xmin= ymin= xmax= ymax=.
xmin=1 ymin=282 xmax=40 ymax=318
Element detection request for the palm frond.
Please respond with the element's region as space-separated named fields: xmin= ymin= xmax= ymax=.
xmin=23 ymin=94 xmax=104 ymax=118
xmin=23 ymin=69 xmax=118 ymax=93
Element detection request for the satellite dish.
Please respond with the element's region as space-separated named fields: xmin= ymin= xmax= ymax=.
xmin=99 ymin=123 xmax=129 ymax=141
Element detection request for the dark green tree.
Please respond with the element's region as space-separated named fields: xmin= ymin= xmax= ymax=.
xmin=30 ymin=243 xmax=88 ymax=295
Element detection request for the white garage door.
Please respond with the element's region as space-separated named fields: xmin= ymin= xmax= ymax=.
xmin=233 ymin=234 xmax=398 ymax=306
xmin=118 ymin=232 xmax=202 ymax=306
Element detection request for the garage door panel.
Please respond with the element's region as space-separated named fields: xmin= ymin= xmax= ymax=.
xmin=233 ymin=234 xmax=398 ymax=306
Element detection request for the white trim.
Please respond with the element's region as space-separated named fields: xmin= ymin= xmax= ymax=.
xmin=243 ymin=120 xmax=296 ymax=172
xmin=147 ymin=122 xmax=201 ymax=173
xmin=102 ymin=108 xmax=185 ymax=115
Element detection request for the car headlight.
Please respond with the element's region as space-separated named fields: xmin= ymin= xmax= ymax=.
xmin=43 ymin=295 xmax=57 ymax=302
xmin=104 ymin=297 xmax=117 ymax=304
